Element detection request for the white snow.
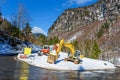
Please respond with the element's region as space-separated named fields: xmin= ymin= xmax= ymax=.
xmin=0 ymin=43 xmax=19 ymax=54
xmin=32 ymin=27 xmax=47 ymax=36
xmin=98 ymin=13 xmax=104 ymax=21
xmin=17 ymin=52 xmax=116 ymax=71
xmin=108 ymin=58 xmax=120 ymax=67
xmin=69 ymin=31 xmax=82 ymax=41
xmin=0 ymin=42 xmax=41 ymax=55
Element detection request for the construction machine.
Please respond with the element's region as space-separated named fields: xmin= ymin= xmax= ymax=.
xmin=38 ymin=45 xmax=50 ymax=56
xmin=47 ymin=39 xmax=81 ymax=64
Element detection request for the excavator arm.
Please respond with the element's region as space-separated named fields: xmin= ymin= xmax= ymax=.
xmin=56 ymin=39 xmax=75 ymax=58
xmin=63 ymin=43 xmax=75 ymax=57
xmin=56 ymin=39 xmax=64 ymax=56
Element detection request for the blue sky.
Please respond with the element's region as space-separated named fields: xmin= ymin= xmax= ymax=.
xmin=0 ymin=0 xmax=99 ymax=35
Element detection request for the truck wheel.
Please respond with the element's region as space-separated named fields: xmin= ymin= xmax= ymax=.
xmin=38 ymin=52 xmax=43 ymax=56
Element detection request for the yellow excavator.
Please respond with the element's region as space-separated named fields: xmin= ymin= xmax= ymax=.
xmin=47 ymin=39 xmax=81 ymax=64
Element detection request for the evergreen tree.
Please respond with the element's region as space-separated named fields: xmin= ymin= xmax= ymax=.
xmin=90 ymin=40 xmax=101 ymax=59
xmin=97 ymin=21 xmax=109 ymax=38
xmin=72 ymin=40 xmax=79 ymax=50
xmin=48 ymin=37 xmax=53 ymax=45
xmin=84 ymin=39 xmax=92 ymax=57
xmin=23 ymin=22 xmax=31 ymax=37
xmin=11 ymin=26 xmax=20 ymax=37
xmin=53 ymin=36 xmax=59 ymax=43
xmin=47 ymin=36 xmax=59 ymax=45
xmin=97 ymin=25 xmax=104 ymax=38
xmin=38 ymin=34 xmax=47 ymax=45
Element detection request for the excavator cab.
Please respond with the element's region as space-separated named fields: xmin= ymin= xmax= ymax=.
xmin=74 ymin=50 xmax=80 ymax=58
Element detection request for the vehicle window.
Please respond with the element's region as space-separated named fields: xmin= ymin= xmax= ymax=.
xmin=44 ymin=46 xmax=48 ymax=49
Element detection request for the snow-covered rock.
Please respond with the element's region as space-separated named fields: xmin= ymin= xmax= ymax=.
xmin=17 ymin=52 xmax=115 ymax=71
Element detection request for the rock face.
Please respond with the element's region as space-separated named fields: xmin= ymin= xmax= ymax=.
xmin=48 ymin=0 xmax=120 ymax=58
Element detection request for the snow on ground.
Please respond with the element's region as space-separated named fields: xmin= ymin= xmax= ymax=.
xmin=108 ymin=58 xmax=120 ymax=67
xmin=17 ymin=52 xmax=115 ymax=71
xmin=0 ymin=43 xmax=41 ymax=55
xmin=0 ymin=43 xmax=19 ymax=55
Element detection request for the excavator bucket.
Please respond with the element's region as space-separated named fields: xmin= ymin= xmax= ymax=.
xmin=47 ymin=54 xmax=56 ymax=64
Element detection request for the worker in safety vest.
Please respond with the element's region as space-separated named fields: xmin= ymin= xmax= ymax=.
xmin=50 ymin=44 xmax=58 ymax=55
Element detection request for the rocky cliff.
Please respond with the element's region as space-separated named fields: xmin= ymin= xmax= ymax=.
xmin=48 ymin=0 xmax=120 ymax=58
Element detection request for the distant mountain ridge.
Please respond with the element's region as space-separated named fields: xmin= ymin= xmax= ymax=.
xmin=33 ymin=33 xmax=45 ymax=37
xmin=32 ymin=27 xmax=47 ymax=36
xmin=48 ymin=0 xmax=120 ymax=58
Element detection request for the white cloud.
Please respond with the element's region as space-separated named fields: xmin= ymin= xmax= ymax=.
xmin=63 ymin=0 xmax=96 ymax=7
xmin=32 ymin=27 xmax=47 ymax=36
xmin=73 ymin=0 xmax=92 ymax=4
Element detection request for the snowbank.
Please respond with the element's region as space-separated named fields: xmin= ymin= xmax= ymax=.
xmin=108 ymin=58 xmax=120 ymax=67
xmin=0 ymin=43 xmax=20 ymax=55
xmin=17 ymin=52 xmax=115 ymax=71
xmin=0 ymin=42 xmax=41 ymax=55
xmin=0 ymin=33 xmax=41 ymax=55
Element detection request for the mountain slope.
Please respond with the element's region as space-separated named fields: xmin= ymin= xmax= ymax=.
xmin=48 ymin=0 xmax=120 ymax=58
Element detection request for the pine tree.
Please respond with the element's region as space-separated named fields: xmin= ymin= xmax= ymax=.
xmin=38 ymin=34 xmax=47 ymax=45
xmin=90 ymin=40 xmax=101 ymax=59
xmin=47 ymin=36 xmax=59 ymax=45
xmin=84 ymin=39 xmax=92 ymax=57
xmin=53 ymin=36 xmax=59 ymax=44
xmin=72 ymin=40 xmax=79 ymax=50
xmin=23 ymin=22 xmax=31 ymax=37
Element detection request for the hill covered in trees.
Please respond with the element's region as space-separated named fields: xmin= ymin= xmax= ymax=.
xmin=0 ymin=13 xmax=42 ymax=46
xmin=0 ymin=12 xmax=60 ymax=48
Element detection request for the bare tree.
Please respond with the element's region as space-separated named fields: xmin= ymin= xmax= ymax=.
xmin=9 ymin=3 xmax=31 ymax=38
xmin=17 ymin=3 xmax=30 ymax=30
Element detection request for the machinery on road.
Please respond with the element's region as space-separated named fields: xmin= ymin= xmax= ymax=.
xmin=47 ymin=39 xmax=82 ymax=64
xmin=39 ymin=45 xmax=50 ymax=55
